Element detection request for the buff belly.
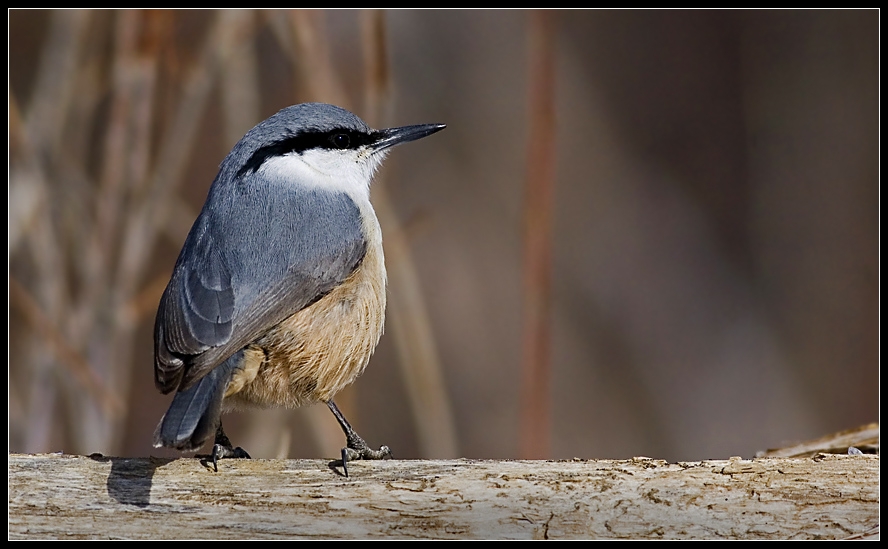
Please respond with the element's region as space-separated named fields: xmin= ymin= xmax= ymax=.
xmin=222 ymin=247 xmax=386 ymax=411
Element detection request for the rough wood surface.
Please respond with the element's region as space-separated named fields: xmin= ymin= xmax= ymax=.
xmin=8 ymin=452 xmax=878 ymax=540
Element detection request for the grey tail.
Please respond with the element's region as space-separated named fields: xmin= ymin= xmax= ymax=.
xmin=153 ymin=351 xmax=242 ymax=452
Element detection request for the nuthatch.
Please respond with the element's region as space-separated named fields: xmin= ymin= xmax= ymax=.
xmin=152 ymin=103 xmax=445 ymax=475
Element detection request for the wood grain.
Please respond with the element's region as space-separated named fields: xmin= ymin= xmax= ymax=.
xmin=8 ymin=453 xmax=879 ymax=540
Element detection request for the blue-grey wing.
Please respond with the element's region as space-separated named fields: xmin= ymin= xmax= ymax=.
xmin=154 ymin=182 xmax=367 ymax=394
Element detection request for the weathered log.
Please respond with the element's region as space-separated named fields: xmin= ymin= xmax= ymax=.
xmin=8 ymin=451 xmax=878 ymax=540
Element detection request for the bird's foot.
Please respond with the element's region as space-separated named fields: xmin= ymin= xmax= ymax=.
xmin=339 ymin=438 xmax=392 ymax=478
xmin=210 ymin=443 xmax=251 ymax=472
xmin=326 ymin=399 xmax=392 ymax=478
xmin=198 ymin=423 xmax=251 ymax=472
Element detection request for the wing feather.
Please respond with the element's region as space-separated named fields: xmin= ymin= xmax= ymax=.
xmin=154 ymin=178 xmax=366 ymax=394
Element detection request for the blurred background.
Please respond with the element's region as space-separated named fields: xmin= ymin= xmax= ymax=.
xmin=8 ymin=10 xmax=878 ymax=464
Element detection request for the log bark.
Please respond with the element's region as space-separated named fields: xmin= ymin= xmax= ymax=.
xmin=8 ymin=451 xmax=878 ymax=540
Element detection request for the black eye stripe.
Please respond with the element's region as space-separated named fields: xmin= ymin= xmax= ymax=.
xmin=238 ymin=129 xmax=371 ymax=177
xmin=280 ymin=129 xmax=368 ymax=153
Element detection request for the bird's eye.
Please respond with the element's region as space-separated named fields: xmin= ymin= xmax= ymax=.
xmin=330 ymin=133 xmax=350 ymax=149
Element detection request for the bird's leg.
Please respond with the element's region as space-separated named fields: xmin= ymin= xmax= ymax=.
xmin=210 ymin=421 xmax=251 ymax=472
xmin=327 ymin=400 xmax=392 ymax=477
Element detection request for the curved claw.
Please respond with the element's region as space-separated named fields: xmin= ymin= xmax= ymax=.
xmin=211 ymin=444 xmax=251 ymax=472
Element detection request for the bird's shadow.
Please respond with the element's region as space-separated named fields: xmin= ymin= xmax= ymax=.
xmin=90 ymin=454 xmax=175 ymax=507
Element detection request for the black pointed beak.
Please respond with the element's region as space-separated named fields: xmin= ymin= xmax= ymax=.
xmin=370 ymin=123 xmax=446 ymax=152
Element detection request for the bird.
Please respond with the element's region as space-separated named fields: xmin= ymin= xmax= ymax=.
xmin=152 ymin=102 xmax=445 ymax=475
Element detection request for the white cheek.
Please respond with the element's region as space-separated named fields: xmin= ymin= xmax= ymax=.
xmin=259 ymin=148 xmax=387 ymax=202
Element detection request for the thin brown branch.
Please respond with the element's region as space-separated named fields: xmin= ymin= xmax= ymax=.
xmin=360 ymin=9 xmax=390 ymax=123
xmin=520 ymin=10 xmax=557 ymax=460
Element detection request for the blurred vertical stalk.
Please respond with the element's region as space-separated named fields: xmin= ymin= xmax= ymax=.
xmin=519 ymin=10 xmax=556 ymax=460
